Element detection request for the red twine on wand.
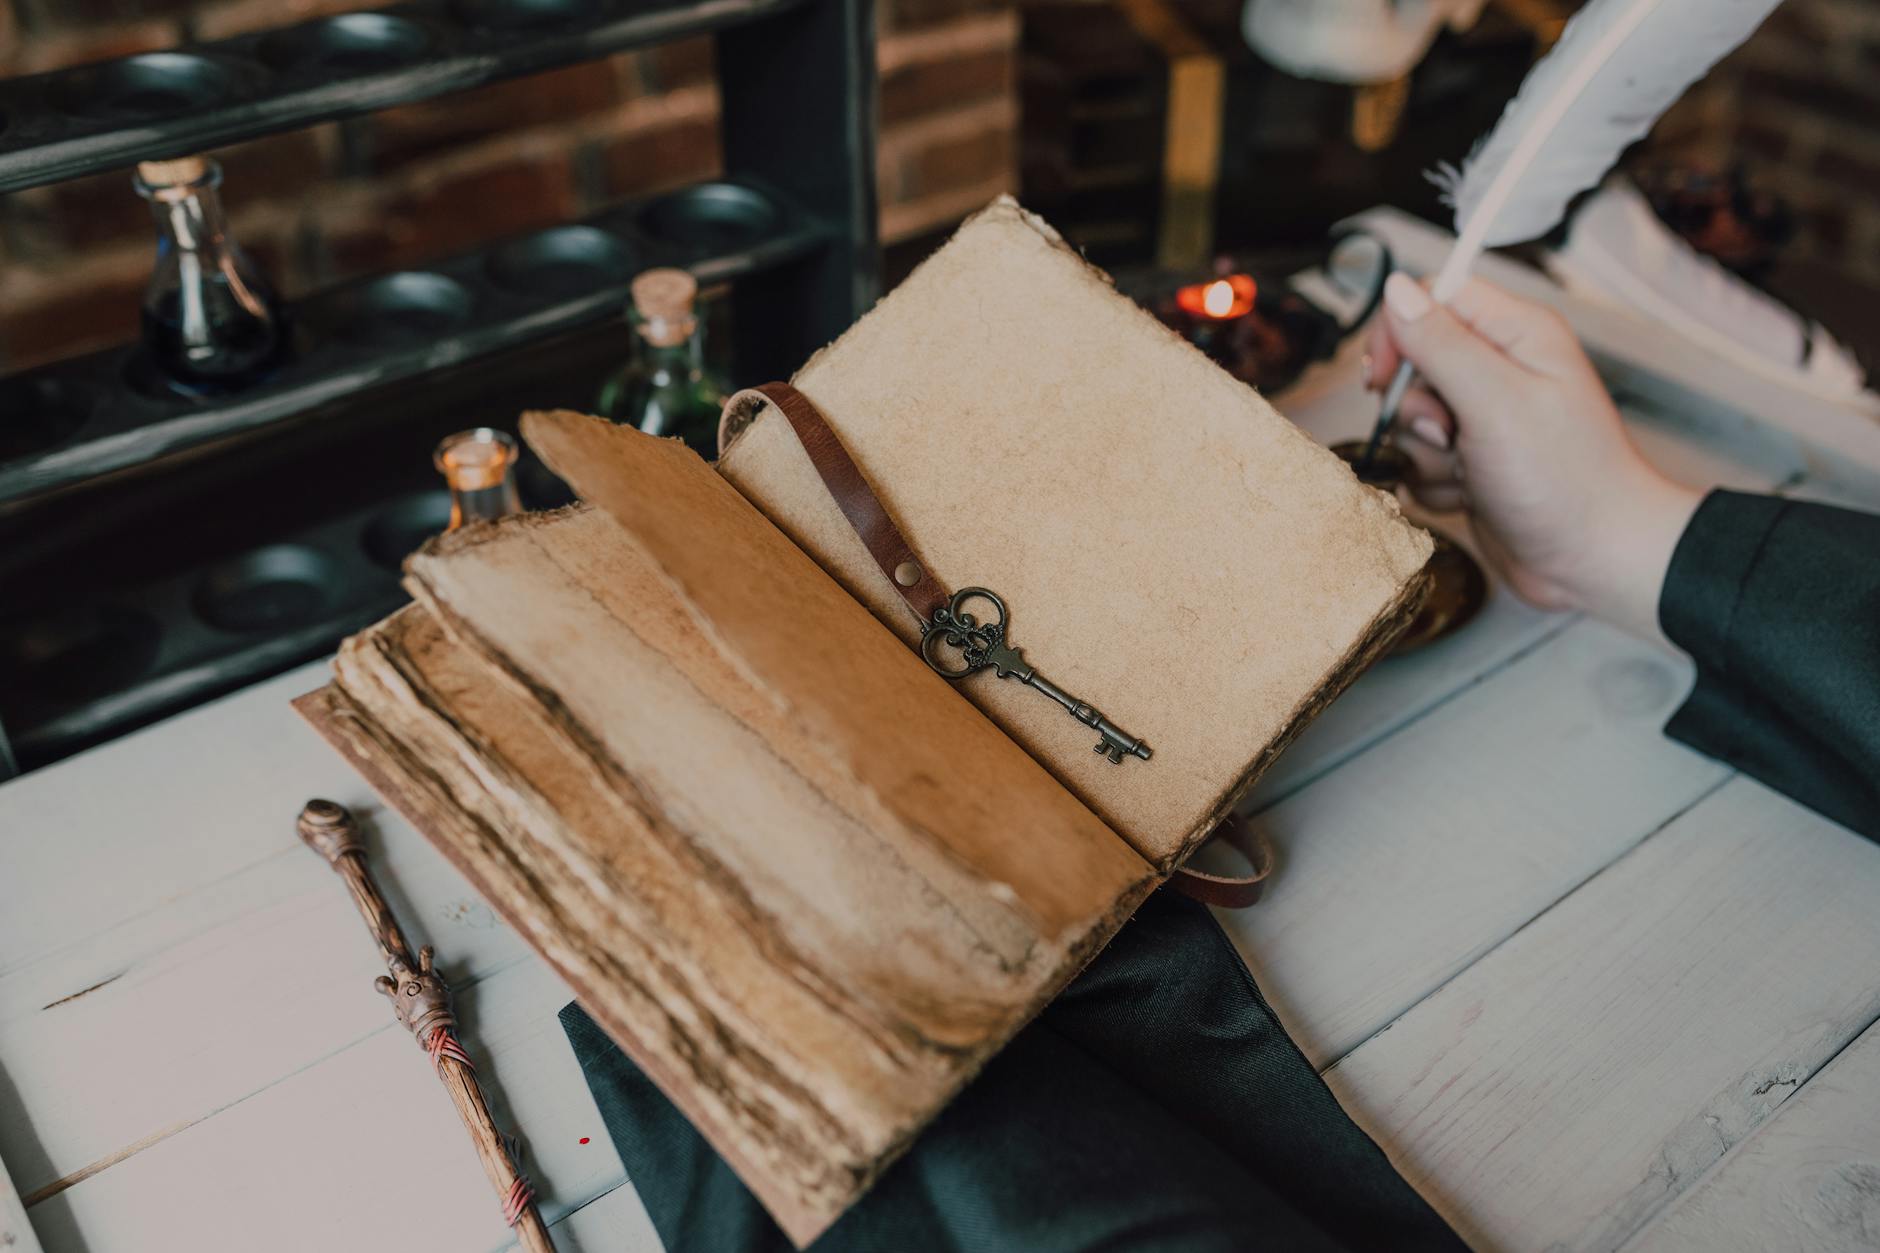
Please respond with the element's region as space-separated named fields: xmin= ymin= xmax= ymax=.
xmin=502 ymin=1176 xmax=537 ymax=1227
xmin=426 ymin=1028 xmax=537 ymax=1227
xmin=427 ymin=1025 xmax=475 ymax=1075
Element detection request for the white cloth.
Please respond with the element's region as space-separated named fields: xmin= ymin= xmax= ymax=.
xmin=1241 ymin=0 xmax=1486 ymax=83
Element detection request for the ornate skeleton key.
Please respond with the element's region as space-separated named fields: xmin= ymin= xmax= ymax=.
xmin=921 ymin=587 xmax=1151 ymax=764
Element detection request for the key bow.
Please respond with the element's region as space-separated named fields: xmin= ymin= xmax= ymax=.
xmin=922 ymin=588 xmax=1031 ymax=680
xmin=920 ymin=586 xmax=1150 ymax=764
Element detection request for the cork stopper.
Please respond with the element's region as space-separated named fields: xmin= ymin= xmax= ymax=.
xmin=135 ymin=156 xmax=216 ymax=203
xmin=137 ymin=156 xmax=209 ymax=187
xmin=631 ymin=268 xmax=698 ymax=347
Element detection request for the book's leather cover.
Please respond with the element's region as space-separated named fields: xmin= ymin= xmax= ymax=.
xmin=721 ymin=196 xmax=1433 ymax=868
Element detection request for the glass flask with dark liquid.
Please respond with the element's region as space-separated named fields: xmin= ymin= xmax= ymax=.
xmin=596 ymin=268 xmax=729 ymax=458
xmin=134 ymin=156 xmax=286 ymax=393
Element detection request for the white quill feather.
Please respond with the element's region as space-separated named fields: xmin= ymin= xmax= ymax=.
xmin=1363 ymin=0 xmax=1782 ymax=455
xmin=1427 ymin=0 xmax=1781 ymax=302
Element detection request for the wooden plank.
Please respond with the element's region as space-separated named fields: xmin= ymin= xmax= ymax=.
xmin=0 ymin=660 xmax=643 ymax=1252
xmin=1247 ymin=578 xmax=1565 ymax=807
xmin=0 ymin=666 xmax=534 ymax=1202
xmin=1 ymin=1151 xmax=44 ymax=1253
xmin=1328 ymin=778 xmax=1880 ymax=1253
xmin=1624 ymin=1017 xmax=1880 ymax=1253
xmin=20 ymin=953 xmax=656 ymax=1253
xmin=546 ymin=1182 xmax=662 ymax=1252
xmin=0 ymin=664 xmax=354 ymax=959
xmin=1220 ymin=617 xmax=1728 ymax=1067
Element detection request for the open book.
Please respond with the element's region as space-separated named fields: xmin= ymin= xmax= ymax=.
xmin=297 ymin=198 xmax=1433 ymax=1245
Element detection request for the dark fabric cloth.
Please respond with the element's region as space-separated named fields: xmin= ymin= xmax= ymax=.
xmin=561 ymin=889 xmax=1465 ymax=1252
xmin=1659 ymin=489 xmax=1880 ymax=841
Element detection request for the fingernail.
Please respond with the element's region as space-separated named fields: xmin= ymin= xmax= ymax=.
xmin=1360 ymin=353 xmax=1376 ymax=389
xmin=1410 ymin=415 xmax=1450 ymax=449
xmin=1385 ymin=273 xmax=1431 ymax=322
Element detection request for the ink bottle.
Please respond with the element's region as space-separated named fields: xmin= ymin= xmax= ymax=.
xmin=134 ymin=156 xmax=287 ymax=393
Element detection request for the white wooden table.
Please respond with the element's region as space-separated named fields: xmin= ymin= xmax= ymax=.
xmin=4 ymin=215 xmax=1878 ymax=1252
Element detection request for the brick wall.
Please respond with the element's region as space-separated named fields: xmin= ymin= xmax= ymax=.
xmin=0 ymin=0 xmax=1019 ymax=372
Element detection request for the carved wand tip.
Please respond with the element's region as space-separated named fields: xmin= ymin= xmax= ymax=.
xmin=298 ymin=798 xmax=363 ymax=865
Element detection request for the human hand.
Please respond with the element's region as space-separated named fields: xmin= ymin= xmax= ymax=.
xmin=1364 ymin=273 xmax=1702 ymax=644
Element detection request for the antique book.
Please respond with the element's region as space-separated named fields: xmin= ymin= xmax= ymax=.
xmin=298 ymin=197 xmax=1432 ymax=1245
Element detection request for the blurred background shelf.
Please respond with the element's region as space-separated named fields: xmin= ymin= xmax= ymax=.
xmin=0 ymin=0 xmax=810 ymax=194
xmin=0 ymin=0 xmax=877 ymax=776
xmin=0 ymin=324 xmax=616 ymax=766
xmin=0 ymin=176 xmax=827 ymax=511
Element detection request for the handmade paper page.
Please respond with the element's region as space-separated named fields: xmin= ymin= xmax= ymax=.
xmin=719 ymin=196 xmax=1433 ymax=867
xmin=303 ymin=438 xmax=1153 ymax=1244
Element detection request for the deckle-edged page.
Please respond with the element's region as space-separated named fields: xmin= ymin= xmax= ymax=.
xmin=300 ymin=450 xmax=1153 ymax=1244
xmin=718 ymin=196 xmax=1434 ymax=869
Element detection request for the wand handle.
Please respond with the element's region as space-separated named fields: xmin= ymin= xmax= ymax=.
xmin=298 ymin=800 xmax=556 ymax=1253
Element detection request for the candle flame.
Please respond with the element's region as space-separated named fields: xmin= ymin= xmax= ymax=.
xmin=1175 ymin=273 xmax=1257 ymax=320
xmin=1202 ymin=279 xmax=1235 ymax=318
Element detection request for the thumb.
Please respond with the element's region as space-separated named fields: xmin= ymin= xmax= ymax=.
xmin=1381 ymin=274 xmax=1527 ymax=432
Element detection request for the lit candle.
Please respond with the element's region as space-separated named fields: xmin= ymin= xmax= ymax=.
xmin=1176 ymin=274 xmax=1257 ymax=321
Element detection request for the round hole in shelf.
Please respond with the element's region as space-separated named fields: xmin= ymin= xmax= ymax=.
xmin=258 ymin=13 xmax=436 ymax=74
xmin=362 ymin=491 xmax=455 ymax=571
xmin=451 ymin=0 xmax=605 ymax=29
xmin=192 ymin=545 xmax=338 ymax=634
xmin=50 ymin=53 xmax=243 ymax=122
xmin=486 ymin=225 xmax=637 ymax=298
xmin=639 ymin=183 xmax=783 ymax=251
xmin=0 ymin=605 xmax=164 ymax=701
xmin=329 ymin=272 xmax=476 ymax=345
xmin=0 ymin=377 xmax=91 ymax=461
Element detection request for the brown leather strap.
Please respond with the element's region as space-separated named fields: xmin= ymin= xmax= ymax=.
xmin=1169 ymin=812 xmax=1274 ymax=908
xmin=732 ymin=383 xmax=949 ymax=625
xmin=728 ymin=381 xmax=1267 ymax=907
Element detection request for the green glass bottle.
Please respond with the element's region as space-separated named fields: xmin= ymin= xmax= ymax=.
xmin=596 ymin=268 xmax=729 ymax=458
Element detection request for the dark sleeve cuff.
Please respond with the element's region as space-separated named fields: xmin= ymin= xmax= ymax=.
xmin=1656 ymin=488 xmax=1880 ymax=841
xmin=1657 ymin=489 xmax=1790 ymax=674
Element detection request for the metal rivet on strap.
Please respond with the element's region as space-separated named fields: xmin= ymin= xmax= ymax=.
xmin=894 ymin=561 xmax=922 ymax=587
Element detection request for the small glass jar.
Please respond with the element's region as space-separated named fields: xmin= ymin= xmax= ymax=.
xmin=434 ymin=429 xmax=522 ymax=531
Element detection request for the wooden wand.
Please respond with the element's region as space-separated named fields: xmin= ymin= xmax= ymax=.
xmin=298 ymin=799 xmax=556 ymax=1253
